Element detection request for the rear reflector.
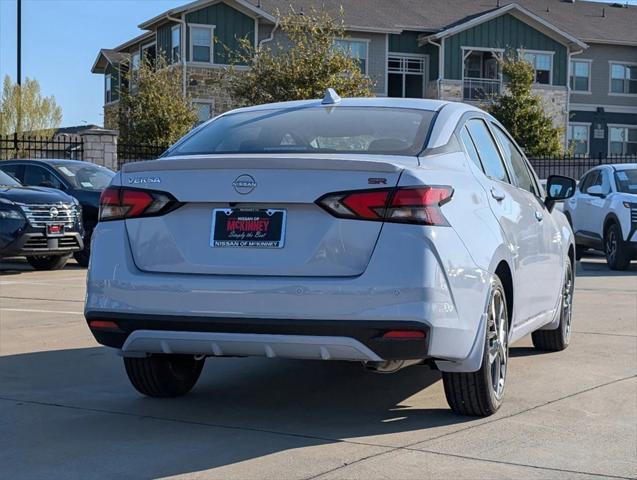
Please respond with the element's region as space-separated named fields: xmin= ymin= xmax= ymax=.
xmin=382 ymin=330 xmax=426 ymax=339
xmin=317 ymin=186 xmax=453 ymax=226
xmin=99 ymin=186 xmax=181 ymax=222
xmin=88 ymin=320 xmax=120 ymax=330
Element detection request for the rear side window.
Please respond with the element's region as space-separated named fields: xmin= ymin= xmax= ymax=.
xmin=491 ymin=125 xmax=538 ymax=196
xmin=0 ymin=164 xmax=23 ymax=182
xmin=169 ymin=107 xmax=436 ymax=157
xmin=459 ymin=127 xmax=483 ymax=170
xmin=24 ymin=165 xmax=64 ymax=189
xmin=465 ymin=119 xmax=510 ymax=183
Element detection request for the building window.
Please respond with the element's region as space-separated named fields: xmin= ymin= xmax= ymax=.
xmin=387 ymin=54 xmax=425 ymax=98
xmin=522 ymin=51 xmax=553 ymax=85
xmin=171 ymin=25 xmax=181 ymax=63
xmin=194 ymin=101 xmax=213 ymax=124
xmin=610 ymin=63 xmax=637 ymax=94
xmin=570 ymin=60 xmax=591 ymax=92
xmin=131 ymin=52 xmax=140 ymax=71
xmin=567 ymin=123 xmax=590 ymax=156
xmin=141 ymin=42 xmax=156 ymax=67
xmin=105 ymin=74 xmax=112 ymax=103
xmin=190 ymin=25 xmax=214 ymax=63
xmin=609 ymin=126 xmax=637 ymax=155
xmin=334 ymin=39 xmax=368 ymax=74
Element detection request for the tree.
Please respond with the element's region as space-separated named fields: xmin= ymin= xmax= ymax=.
xmin=0 ymin=75 xmax=62 ymax=136
xmin=226 ymin=7 xmax=374 ymax=105
xmin=487 ymin=57 xmax=564 ymax=157
xmin=118 ymin=57 xmax=197 ymax=145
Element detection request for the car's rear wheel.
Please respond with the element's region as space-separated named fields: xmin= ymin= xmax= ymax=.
xmin=73 ymin=248 xmax=90 ymax=268
xmin=442 ymin=276 xmax=508 ymax=416
xmin=532 ymin=257 xmax=573 ymax=351
xmin=124 ymin=354 xmax=205 ymax=398
xmin=605 ymin=223 xmax=631 ymax=270
xmin=26 ymin=254 xmax=70 ymax=271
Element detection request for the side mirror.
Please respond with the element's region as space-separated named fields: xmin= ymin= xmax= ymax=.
xmin=586 ymin=185 xmax=604 ymax=197
xmin=545 ymin=175 xmax=576 ymax=212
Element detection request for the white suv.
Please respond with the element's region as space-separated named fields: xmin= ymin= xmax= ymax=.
xmin=563 ymin=164 xmax=637 ymax=270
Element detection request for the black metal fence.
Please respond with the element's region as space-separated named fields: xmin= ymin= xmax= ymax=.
xmin=0 ymin=134 xmax=83 ymax=161
xmin=528 ymin=154 xmax=637 ymax=180
xmin=117 ymin=143 xmax=168 ymax=169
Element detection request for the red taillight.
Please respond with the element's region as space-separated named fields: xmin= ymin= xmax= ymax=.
xmin=383 ymin=330 xmax=426 ymax=339
xmin=317 ymin=186 xmax=453 ymax=226
xmin=89 ymin=320 xmax=120 ymax=330
xmin=99 ymin=186 xmax=180 ymax=222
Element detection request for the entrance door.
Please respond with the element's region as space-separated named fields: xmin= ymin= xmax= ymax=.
xmin=387 ymin=54 xmax=427 ymax=98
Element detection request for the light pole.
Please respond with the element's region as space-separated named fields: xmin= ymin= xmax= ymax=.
xmin=17 ymin=0 xmax=22 ymax=134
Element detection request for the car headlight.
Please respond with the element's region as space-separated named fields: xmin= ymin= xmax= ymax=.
xmin=0 ymin=206 xmax=24 ymax=220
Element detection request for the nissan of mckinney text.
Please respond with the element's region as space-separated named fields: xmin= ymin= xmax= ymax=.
xmin=85 ymin=93 xmax=577 ymax=416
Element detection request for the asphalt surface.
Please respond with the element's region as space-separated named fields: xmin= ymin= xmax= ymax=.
xmin=0 ymin=257 xmax=635 ymax=480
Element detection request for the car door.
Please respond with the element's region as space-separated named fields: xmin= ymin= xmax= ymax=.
xmin=490 ymin=123 xmax=563 ymax=317
xmin=462 ymin=118 xmax=550 ymax=325
xmin=586 ymin=168 xmax=612 ymax=239
xmin=574 ymin=169 xmax=606 ymax=244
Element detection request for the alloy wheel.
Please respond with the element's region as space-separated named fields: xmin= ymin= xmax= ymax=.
xmin=487 ymin=288 xmax=508 ymax=400
xmin=562 ymin=265 xmax=574 ymax=342
xmin=606 ymin=229 xmax=617 ymax=264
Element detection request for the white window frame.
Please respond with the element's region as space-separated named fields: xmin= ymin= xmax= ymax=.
xmin=171 ymin=25 xmax=181 ymax=63
xmin=193 ymin=99 xmax=214 ymax=124
xmin=567 ymin=122 xmax=590 ymax=156
xmin=140 ymin=41 xmax=156 ymax=62
xmin=387 ymin=52 xmax=428 ymax=98
xmin=131 ymin=51 xmax=141 ymax=71
xmin=189 ymin=23 xmax=215 ymax=65
xmin=608 ymin=124 xmax=637 ymax=155
xmin=608 ymin=61 xmax=637 ymax=96
xmin=518 ymin=49 xmax=554 ymax=85
xmin=570 ymin=59 xmax=592 ymax=94
xmin=334 ymin=37 xmax=370 ymax=75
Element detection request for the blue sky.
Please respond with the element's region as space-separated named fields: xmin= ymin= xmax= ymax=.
xmin=1 ymin=0 xmax=636 ymax=127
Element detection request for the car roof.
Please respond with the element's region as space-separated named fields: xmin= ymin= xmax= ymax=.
xmin=611 ymin=163 xmax=637 ymax=171
xmin=3 ymin=158 xmax=88 ymax=166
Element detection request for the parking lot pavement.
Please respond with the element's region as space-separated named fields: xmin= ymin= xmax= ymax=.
xmin=0 ymin=258 xmax=635 ymax=480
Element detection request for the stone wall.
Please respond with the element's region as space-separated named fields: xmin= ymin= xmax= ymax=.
xmin=103 ymin=103 xmax=118 ymax=130
xmin=80 ymin=129 xmax=118 ymax=170
xmin=186 ymin=66 xmax=242 ymax=116
xmin=531 ymin=85 xmax=568 ymax=131
xmin=438 ymin=80 xmax=462 ymax=102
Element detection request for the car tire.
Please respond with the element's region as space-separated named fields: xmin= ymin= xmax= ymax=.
xmin=124 ymin=354 xmax=205 ymax=398
xmin=605 ymin=223 xmax=631 ymax=271
xmin=73 ymin=248 xmax=90 ymax=268
xmin=442 ymin=276 xmax=509 ymax=417
xmin=26 ymin=254 xmax=71 ymax=271
xmin=532 ymin=257 xmax=574 ymax=351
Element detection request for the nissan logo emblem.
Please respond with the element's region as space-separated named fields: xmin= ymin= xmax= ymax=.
xmin=232 ymin=174 xmax=257 ymax=195
xmin=49 ymin=207 xmax=59 ymax=218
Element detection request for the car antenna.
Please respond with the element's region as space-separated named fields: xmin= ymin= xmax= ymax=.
xmin=322 ymin=88 xmax=341 ymax=105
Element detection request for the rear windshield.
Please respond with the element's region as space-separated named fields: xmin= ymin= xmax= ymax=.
xmin=168 ymin=107 xmax=436 ymax=157
xmin=614 ymin=169 xmax=637 ymax=194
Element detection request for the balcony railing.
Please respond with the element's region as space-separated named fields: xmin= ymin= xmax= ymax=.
xmin=463 ymin=78 xmax=502 ymax=101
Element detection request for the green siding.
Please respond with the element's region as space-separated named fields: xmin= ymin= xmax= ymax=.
xmin=443 ymin=13 xmax=567 ymax=85
xmin=156 ymin=22 xmax=174 ymax=62
xmin=388 ymin=31 xmax=439 ymax=81
xmin=185 ymin=2 xmax=254 ymax=64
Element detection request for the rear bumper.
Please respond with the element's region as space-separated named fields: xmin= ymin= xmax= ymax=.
xmin=85 ymin=312 xmax=429 ymax=360
xmin=86 ymin=221 xmax=491 ymax=365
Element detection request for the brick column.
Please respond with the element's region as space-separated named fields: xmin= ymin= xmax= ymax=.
xmin=79 ymin=128 xmax=118 ymax=170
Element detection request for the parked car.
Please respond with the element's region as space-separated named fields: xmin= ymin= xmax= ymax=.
xmin=0 ymin=159 xmax=115 ymax=267
xmin=85 ymin=94 xmax=576 ymax=416
xmin=563 ymin=164 xmax=637 ymax=270
xmin=0 ymin=169 xmax=83 ymax=270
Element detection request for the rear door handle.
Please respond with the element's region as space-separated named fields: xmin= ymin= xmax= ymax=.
xmin=535 ymin=211 xmax=544 ymax=222
xmin=490 ymin=187 xmax=505 ymax=201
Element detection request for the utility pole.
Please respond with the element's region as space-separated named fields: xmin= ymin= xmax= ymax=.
xmin=15 ymin=0 xmax=22 ymax=143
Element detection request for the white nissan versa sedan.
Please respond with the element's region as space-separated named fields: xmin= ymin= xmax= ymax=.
xmin=85 ymin=92 xmax=576 ymax=416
